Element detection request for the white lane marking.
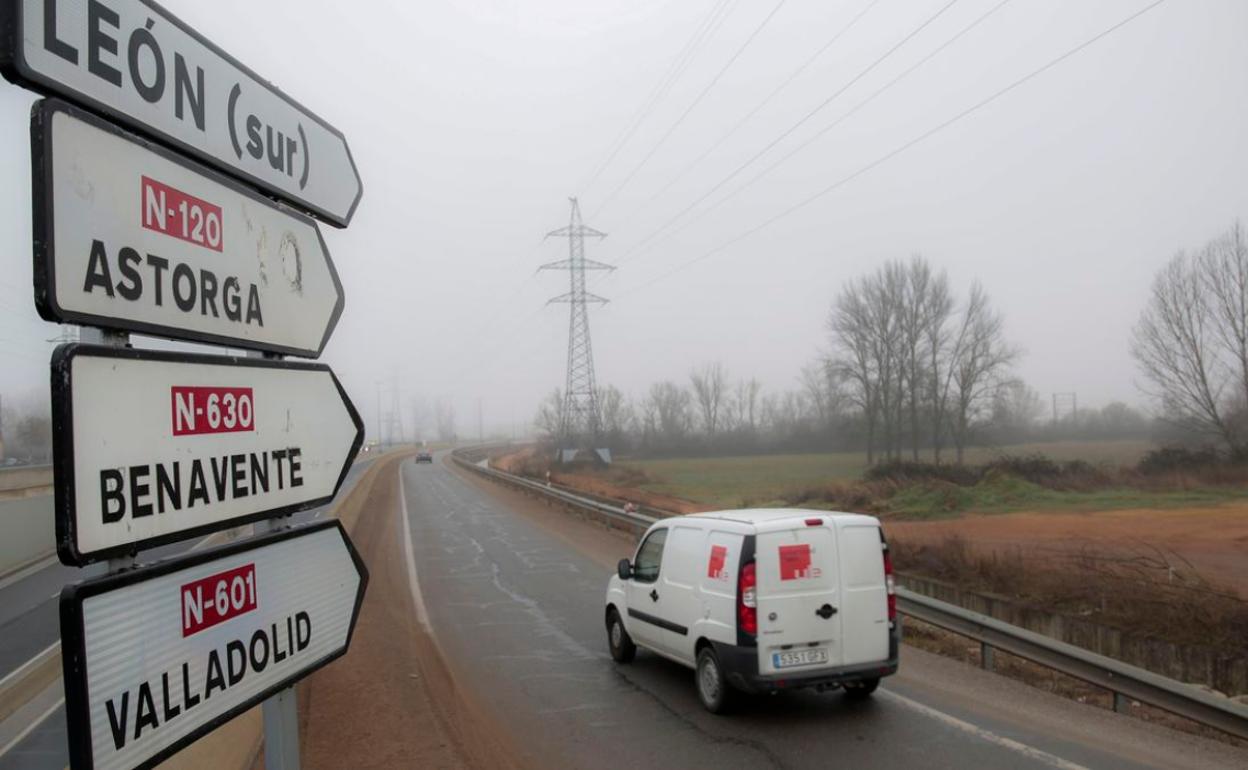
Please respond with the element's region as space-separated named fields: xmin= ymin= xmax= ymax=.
xmin=881 ymin=690 xmax=1089 ymax=770
xmin=398 ymin=470 xmax=432 ymax=632
xmin=0 ymin=697 xmax=63 ymax=759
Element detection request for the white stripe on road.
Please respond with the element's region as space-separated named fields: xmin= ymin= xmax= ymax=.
xmin=398 ymin=470 xmax=432 ymax=632
xmin=0 ymin=697 xmax=63 ymax=760
xmin=881 ymin=690 xmax=1089 ymax=770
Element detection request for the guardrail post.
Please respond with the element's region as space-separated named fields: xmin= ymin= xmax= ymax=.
xmin=1113 ymin=691 xmax=1130 ymax=714
xmin=980 ymin=642 xmax=994 ymax=671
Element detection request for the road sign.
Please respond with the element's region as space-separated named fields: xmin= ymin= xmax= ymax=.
xmin=32 ymin=99 xmax=345 ymax=358
xmin=52 ymin=344 xmax=365 ymax=565
xmin=0 ymin=0 xmax=362 ymax=226
xmin=60 ymin=519 xmax=367 ymax=770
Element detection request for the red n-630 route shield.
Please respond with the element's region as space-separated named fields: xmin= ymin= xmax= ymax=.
xmin=32 ymin=99 xmax=345 ymax=358
xmin=51 ymin=344 xmax=365 ymax=565
xmin=60 ymin=520 xmax=368 ymax=770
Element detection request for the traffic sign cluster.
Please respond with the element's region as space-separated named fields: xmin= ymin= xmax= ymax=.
xmin=2 ymin=2 xmax=368 ymax=768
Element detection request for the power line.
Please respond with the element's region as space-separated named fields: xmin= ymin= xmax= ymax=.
xmin=612 ymin=0 xmax=885 ymax=229
xmin=614 ymin=0 xmax=1168 ymax=299
xmin=591 ymin=0 xmax=790 ymax=219
xmin=622 ymin=0 xmax=1016 ymax=267
xmin=578 ymin=0 xmax=738 ymax=197
xmin=613 ymin=0 xmax=962 ymax=264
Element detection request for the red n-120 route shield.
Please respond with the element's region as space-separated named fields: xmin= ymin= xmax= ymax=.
xmin=60 ymin=520 xmax=368 ymax=770
xmin=31 ymin=100 xmax=346 ymax=358
xmin=51 ymin=344 xmax=365 ymax=565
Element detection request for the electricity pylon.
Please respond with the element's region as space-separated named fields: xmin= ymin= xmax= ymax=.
xmin=540 ymin=198 xmax=613 ymax=463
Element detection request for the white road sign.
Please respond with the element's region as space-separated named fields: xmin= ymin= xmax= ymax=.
xmin=1 ymin=0 xmax=362 ymax=225
xmin=52 ymin=345 xmax=365 ymax=565
xmin=33 ymin=99 xmax=345 ymax=357
xmin=60 ymin=520 xmax=367 ymax=770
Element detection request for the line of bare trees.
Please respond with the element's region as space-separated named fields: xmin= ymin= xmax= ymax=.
xmin=1132 ymin=220 xmax=1248 ymax=452
xmin=532 ymin=256 xmax=1030 ymax=461
xmin=828 ymin=256 xmax=1017 ymax=464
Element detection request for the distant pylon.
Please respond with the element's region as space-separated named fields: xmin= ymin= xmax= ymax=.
xmin=540 ymin=198 xmax=613 ymax=461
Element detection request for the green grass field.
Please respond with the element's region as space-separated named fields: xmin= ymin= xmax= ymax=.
xmin=616 ymin=440 xmax=1157 ymax=510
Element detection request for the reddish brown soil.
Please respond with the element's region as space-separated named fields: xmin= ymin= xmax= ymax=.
xmin=885 ymin=505 xmax=1248 ymax=596
xmin=290 ymin=453 xmax=518 ymax=770
xmin=549 ymin=470 xmax=713 ymax=515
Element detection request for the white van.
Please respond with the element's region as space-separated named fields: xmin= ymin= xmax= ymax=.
xmin=604 ymin=509 xmax=899 ymax=713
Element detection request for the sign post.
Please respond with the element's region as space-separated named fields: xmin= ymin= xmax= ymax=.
xmin=2 ymin=3 xmax=367 ymax=767
xmin=60 ymin=520 xmax=367 ymax=770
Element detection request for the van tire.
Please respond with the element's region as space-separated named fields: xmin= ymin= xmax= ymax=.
xmin=843 ymin=677 xmax=880 ymax=699
xmin=607 ymin=609 xmax=636 ymax=663
xmin=696 ymin=647 xmax=732 ymax=714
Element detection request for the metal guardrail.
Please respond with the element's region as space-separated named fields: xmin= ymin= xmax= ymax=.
xmin=450 ymin=448 xmax=1248 ymax=740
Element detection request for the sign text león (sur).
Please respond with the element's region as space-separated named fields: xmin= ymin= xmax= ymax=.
xmin=1 ymin=0 xmax=362 ymax=225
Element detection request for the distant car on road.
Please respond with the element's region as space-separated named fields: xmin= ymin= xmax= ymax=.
xmin=415 ymin=450 xmax=433 ymax=464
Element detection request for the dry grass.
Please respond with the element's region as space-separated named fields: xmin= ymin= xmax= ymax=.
xmin=891 ymin=535 xmax=1248 ymax=650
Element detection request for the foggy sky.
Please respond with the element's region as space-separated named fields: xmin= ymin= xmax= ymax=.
xmin=2 ymin=0 xmax=1247 ymax=441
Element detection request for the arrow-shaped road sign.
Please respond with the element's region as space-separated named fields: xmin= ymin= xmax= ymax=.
xmin=51 ymin=344 xmax=365 ymax=565
xmin=1 ymin=0 xmax=362 ymax=226
xmin=33 ymin=99 xmax=344 ymax=358
xmin=60 ymin=520 xmax=368 ymax=770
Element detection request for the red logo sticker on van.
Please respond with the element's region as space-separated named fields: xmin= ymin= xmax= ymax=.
xmin=707 ymin=544 xmax=729 ymax=581
xmin=779 ymin=544 xmax=820 ymax=580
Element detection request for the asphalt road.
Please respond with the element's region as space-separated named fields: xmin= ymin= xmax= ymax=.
xmin=400 ymin=454 xmax=1247 ymax=770
xmin=0 ymin=455 xmax=377 ymax=770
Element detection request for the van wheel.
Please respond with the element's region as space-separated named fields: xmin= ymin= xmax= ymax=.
xmin=607 ymin=609 xmax=636 ymax=663
xmin=696 ymin=647 xmax=732 ymax=714
xmin=843 ymin=677 xmax=880 ymax=699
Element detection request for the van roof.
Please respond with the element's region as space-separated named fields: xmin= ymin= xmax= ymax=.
xmin=683 ymin=508 xmax=878 ymax=529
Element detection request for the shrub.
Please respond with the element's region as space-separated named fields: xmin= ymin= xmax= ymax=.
xmin=1136 ymin=446 xmax=1223 ymax=475
xmin=862 ymin=460 xmax=980 ymax=486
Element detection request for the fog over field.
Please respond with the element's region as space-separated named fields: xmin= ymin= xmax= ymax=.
xmin=2 ymin=0 xmax=1247 ymax=440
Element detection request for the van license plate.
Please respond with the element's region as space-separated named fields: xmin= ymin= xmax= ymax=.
xmin=773 ymin=648 xmax=828 ymax=669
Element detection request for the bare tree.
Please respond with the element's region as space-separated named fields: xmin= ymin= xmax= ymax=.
xmin=726 ymin=377 xmax=763 ymax=435
xmin=949 ymin=284 xmax=1017 ymax=462
xmin=597 ymin=385 xmax=632 ymax=445
xmin=1131 ymin=223 xmax=1248 ymax=449
xmin=923 ymin=271 xmax=956 ymax=462
xmin=800 ymin=361 xmax=845 ymax=432
xmin=534 ymin=389 xmax=565 ymax=438
xmin=1198 ymin=221 xmax=1248 ymax=436
xmin=646 ymin=381 xmax=693 ymax=445
xmin=690 ymin=362 xmax=728 ymax=438
xmin=435 ymin=399 xmax=457 ymax=443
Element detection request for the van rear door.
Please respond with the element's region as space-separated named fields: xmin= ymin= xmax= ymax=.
xmin=755 ymin=522 xmax=842 ymax=675
xmin=836 ymin=522 xmax=890 ymax=666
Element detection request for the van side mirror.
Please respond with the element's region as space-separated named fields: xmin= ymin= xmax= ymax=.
xmin=617 ymin=559 xmax=632 ymax=580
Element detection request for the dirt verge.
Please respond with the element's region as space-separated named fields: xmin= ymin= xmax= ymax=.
xmin=295 ymin=451 xmax=518 ymax=770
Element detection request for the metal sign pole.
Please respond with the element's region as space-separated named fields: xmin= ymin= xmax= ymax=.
xmin=250 ymin=345 xmax=302 ymax=770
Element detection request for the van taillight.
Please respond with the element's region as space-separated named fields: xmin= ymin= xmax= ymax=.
xmin=882 ymin=547 xmax=896 ymax=622
xmin=738 ymin=561 xmax=757 ymax=636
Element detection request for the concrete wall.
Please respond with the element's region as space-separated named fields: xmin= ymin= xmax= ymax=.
xmin=0 ymin=495 xmax=54 ymax=577
xmin=0 ymin=465 xmax=53 ymax=498
xmin=899 ymin=573 xmax=1248 ymax=696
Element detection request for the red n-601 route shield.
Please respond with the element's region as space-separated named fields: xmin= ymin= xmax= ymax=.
xmin=60 ymin=520 xmax=368 ymax=770
xmin=51 ymin=344 xmax=365 ymax=565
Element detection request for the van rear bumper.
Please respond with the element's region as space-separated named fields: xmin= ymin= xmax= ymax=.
xmin=714 ymin=623 xmax=900 ymax=694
